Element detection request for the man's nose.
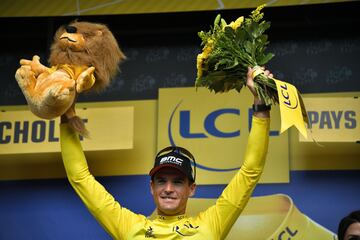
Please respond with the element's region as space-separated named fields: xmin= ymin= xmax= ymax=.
xmin=164 ymin=182 xmax=174 ymax=192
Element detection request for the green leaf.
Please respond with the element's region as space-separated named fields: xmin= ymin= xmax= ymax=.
xmin=224 ymin=58 xmax=239 ymax=70
xmin=224 ymin=26 xmax=235 ymax=38
xmin=235 ymin=28 xmax=246 ymax=43
xmin=221 ymin=19 xmax=227 ymax=29
xmin=214 ymin=59 xmax=230 ymax=70
xmin=214 ymin=14 xmax=221 ymax=27
xmin=257 ymin=34 xmax=268 ymax=45
xmin=257 ymin=52 xmax=274 ymax=66
xmin=249 ymin=22 xmax=260 ymax=38
xmin=244 ymin=41 xmax=253 ymax=54
xmin=259 ymin=21 xmax=271 ymax=32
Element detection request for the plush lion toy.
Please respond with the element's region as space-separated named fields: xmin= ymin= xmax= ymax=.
xmin=15 ymin=21 xmax=125 ymax=136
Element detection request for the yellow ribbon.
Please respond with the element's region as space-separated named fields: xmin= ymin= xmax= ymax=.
xmin=252 ymin=66 xmax=309 ymax=138
xmin=273 ymin=79 xmax=308 ymax=138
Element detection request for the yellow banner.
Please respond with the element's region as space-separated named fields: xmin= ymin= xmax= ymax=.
xmin=274 ymin=79 xmax=309 ymax=139
xmin=0 ymin=100 xmax=157 ymax=181
xmin=158 ymin=87 xmax=289 ymax=184
xmin=299 ymin=97 xmax=359 ymax=142
xmin=1 ymin=95 xmax=358 ymax=180
xmin=0 ymin=106 xmax=134 ymax=154
xmin=289 ymin=92 xmax=360 ymax=171
xmin=0 ymin=0 xmax=353 ymax=17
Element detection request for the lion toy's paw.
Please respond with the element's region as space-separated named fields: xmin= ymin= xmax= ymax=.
xmin=76 ymin=66 xmax=96 ymax=93
xmin=15 ymin=65 xmax=36 ymax=89
xmin=31 ymin=80 xmax=76 ymax=119
xmin=44 ymin=82 xmax=75 ymax=104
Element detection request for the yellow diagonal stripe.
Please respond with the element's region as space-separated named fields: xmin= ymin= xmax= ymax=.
xmin=0 ymin=0 xmax=354 ymax=17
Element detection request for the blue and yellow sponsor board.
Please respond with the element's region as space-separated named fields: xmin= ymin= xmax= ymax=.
xmin=290 ymin=92 xmax=360 ymax=171
xmin=2 ymin=92 xmax=357 ymax=180
xmin=157 ymin=87 xmax=289 ymax=184
xmin=0 ymin=106 xmax=134 ymax=154
xmin=0 ymin=101 xmax=158 ymax=180
xmin=299 ymin=97 xmax=359 ymax=142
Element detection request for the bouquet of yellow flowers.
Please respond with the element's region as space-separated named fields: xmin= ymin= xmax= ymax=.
xmin=196 ymin=4 xmax=278 ymax=105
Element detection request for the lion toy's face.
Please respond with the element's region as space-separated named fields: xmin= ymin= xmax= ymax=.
xmin=58 ymin=25 xmax=86 ymax=51
xmin=49 ymin=21 xmax=126 ymax=92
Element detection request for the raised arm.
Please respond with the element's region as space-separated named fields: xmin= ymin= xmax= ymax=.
xmin=198 ymin=67 xmax=271 ymax=239
xmin=60 ymin=114 xmax=144 ymax=239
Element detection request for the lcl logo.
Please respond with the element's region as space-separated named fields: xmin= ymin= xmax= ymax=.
xmin=180 ymin=108 xmax=241 ymax=138
xmin=166 ymin=101 xmax=278 ymax=172
xmin=168 ymin=101 xmax=278 ymax=142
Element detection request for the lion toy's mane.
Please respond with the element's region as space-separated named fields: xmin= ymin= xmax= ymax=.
xmin=49 ymin=21 xmax=126 ymax=92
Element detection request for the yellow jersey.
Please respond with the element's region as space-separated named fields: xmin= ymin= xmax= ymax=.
xmin=60 ymin=117 xmax=269 ymax=239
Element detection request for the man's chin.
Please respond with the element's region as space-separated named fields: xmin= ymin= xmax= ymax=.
xmin=160 ymin=204 xmax=177 ymax=211
xmin=158 ymin=204 xmax=180 ymax=215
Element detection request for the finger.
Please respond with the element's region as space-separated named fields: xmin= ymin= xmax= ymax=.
xmin=22 ymin=65 xmax=31 ymax=70
xmin=20 ymin=59 xmax=32 ymax=65
xmin=264 ymin=70 xmax=270 ymax=76
xmin=33 ymin=55 xmax=40 ymax=63
xmin=247 ymin=67 xmax=253 ymax=81
xmin=269 ymin=73 xmax=273 ymax=78
xmin=76 ymin=82 xmax=82 ymax=93
xmin=88 ymin=66 xmax=95 ymax=74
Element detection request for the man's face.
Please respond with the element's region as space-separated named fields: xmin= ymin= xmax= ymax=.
xmin=150 ymin=167 xmax=196 ymax=216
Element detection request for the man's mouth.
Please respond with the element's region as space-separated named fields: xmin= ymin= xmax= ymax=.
xmin=161 ymin=196 xmax=176 ymax=200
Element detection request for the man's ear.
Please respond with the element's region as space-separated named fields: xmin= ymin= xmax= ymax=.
xmin=189 ymin=183 xmax=196 ymax=197
xmin=150 ymin=180 xmax=154 ymax=196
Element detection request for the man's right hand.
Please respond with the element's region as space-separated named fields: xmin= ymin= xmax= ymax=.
xmin=246 ymin=67 xmax=271 ymax=118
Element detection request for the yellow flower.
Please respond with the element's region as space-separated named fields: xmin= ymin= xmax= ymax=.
xmin=234 ymin=16 xmax=244 ymax=29
xmin=197 ymin=39 xmax=214 ymax=78
xmin=251 ymin=4 xmax=266 ymax=22
xmin=226 ymin=16 xmax=244 ymax=30
xmin=203 ymin=46 xmax=212 ymax=58
xmin=196 ymin=53 xmax=204 ymax=78
xmin=202 ymin=39 xmax=214 ymax=58
xmin=228 ymin=21 xmax=236 ymax=30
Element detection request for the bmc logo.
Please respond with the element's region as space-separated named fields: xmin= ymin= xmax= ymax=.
xmin=160 ymin=156 xmax=183 ymax=166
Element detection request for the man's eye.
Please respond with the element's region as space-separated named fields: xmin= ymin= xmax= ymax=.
xmin=349 ymin=236 xmax=360 ymax=240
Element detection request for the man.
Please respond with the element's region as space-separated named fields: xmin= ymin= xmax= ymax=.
xmin=338 ymin=210 xmax=360 ymax=240
xmin=60 ymin=67 xmax=272 ymax=239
